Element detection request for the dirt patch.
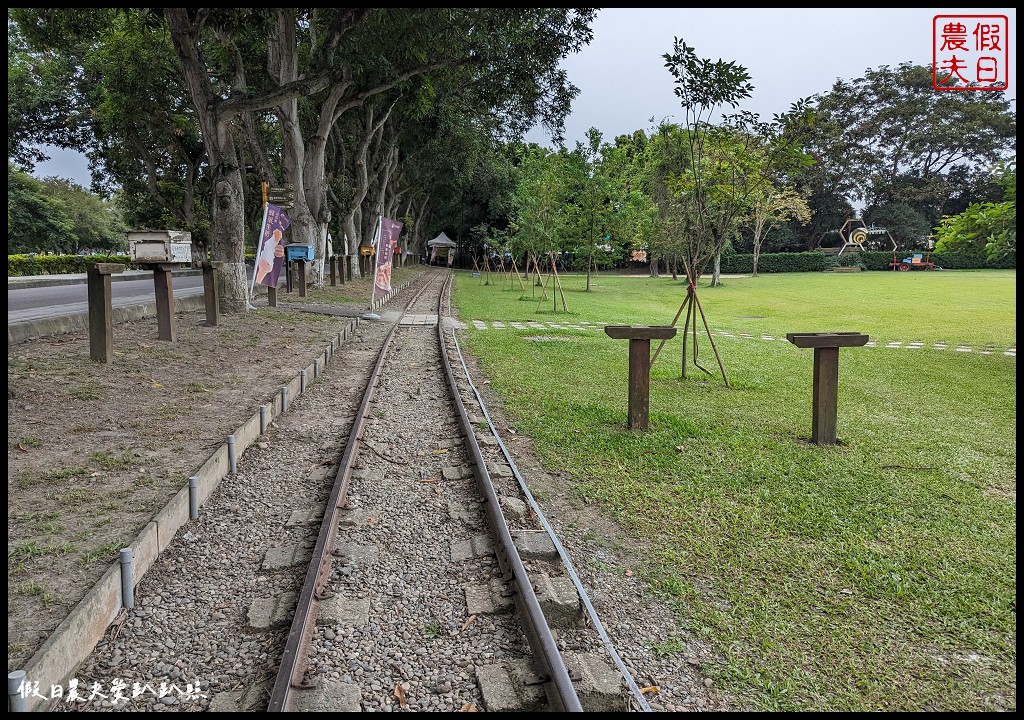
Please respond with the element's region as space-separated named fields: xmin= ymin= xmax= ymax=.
xmin=6 ymin=276 xmax=386 ymax=671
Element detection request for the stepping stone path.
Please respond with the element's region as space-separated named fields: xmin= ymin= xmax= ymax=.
xmin=462 ymin=320 xmax=1015 ymax=358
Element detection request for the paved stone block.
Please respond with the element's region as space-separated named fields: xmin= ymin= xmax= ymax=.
xmin=535 ymin=573 xmax=583 ymax=626
xmin=512 ymin=530 xmax=558 ymax=561
xmin=476 ymin=659 xmax=546 ymax=712
xmin=447 ymin=499 xmax=481 ymax=524
xmin=451 ymin=534 xmax=493 ymax=562
xmin=564 ymin=652 xmax=629 ymax=712
xmin=486 ymin=461 xmax=512 ymax=478
xmin=464 ymin=579 xmax=514 ymax=615
xmin=309 ymin=465 xmax=335 ymax=482
xmin=333 ymin=540 xmax=379 ymax=565
xmin=294 ymin=680 xmax=362 ymax=712
xmin=338 ymin=507 xmax=375 ymax=527
xmin=247 ymin=592 xmax=297 ymax=630
xmin=442 ymin=465 xmax=472 ymax=481
xmin=208 ymin=690 xmax=243 ymax=712
xmin=262 ymin=544 xmax=311 ymax=570
xmin=317 ymin=596 xmax=370 ymax=627
xmin=286 ymin=506 xmax=322 ymax=527
xmin=501 ymin=496 xmax=527 ymax=519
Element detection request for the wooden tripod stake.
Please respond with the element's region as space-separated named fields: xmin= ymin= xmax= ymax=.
xmin=651 ymin=281 xmax=730 ymax=387
xmin=535 ymin=252 xmax=568 ymax=312
xmin=507 ymin=255 xmax=526 ymax=292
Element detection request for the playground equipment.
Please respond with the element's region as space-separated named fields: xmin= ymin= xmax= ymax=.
xmin=835 ymin=218 xmax=895 ymax=256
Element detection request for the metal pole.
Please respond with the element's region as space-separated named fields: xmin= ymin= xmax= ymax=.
xmin=8 ymin=671 xmax=27 ymax=712
xmin=281 ymin=386 xmax=288 ymax=413
xmin=189 ymin=476 xmax=199 ymax=520
xmin=227 ymin=435 xmax=237 ymax=473
xmin=300 ymin=369 xmax=307 ymax=393
xmin=119 ymin=548 xmax=135 ymax=609
xmin=260 ymin=405 xmax=269 ymax=434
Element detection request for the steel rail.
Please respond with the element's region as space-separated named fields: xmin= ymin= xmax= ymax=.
xmin=436 ymin=271 xmax=585 ymax=712
xmin=447 ymin=306 xmax=654 ymax=712
xmin=267 ymin=271 xmax=443 ymax=712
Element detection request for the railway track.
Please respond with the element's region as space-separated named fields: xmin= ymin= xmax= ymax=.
xmin=55 ymin=267 xmax=655 ymax=713
xmin=268 ymin=268 xmax=650 ymax=712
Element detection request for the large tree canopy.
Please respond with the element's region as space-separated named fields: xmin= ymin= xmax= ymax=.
xmin=935 ymin=161 xmax=1016 ymax=261
xmin=802 ymin=62 xmax=1016 ymax=225
xmin=10 ymin=8 xmax=598 ymax=310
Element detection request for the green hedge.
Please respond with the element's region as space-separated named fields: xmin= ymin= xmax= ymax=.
xmin=720 ymin=251 xmax=830 ymax=274
xmin=7 ymin=254 xmax=140 ymax=276
xmin=7 ymin=253 xmax=262 ymax=276
xmin=719 ymin=249 xmax=1015 ymax=274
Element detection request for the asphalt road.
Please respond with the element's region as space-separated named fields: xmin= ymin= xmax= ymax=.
xmin=7 ymin=272 xmax=209 ymax=324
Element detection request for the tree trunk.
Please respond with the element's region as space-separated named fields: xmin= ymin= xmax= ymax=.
xmin=209 ymin=138 xmax=249 ymax=312
xmin=710 ymin=249 xmax=722 ymax=287
xmin=166 ymin=10 xmax=249 ymax=312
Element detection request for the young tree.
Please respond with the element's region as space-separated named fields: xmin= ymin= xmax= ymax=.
xmin=659 ymin=39 xmax=816 ymax=383
xmin=746 ymin=186 xmax=811 ymax=276
xmin=565 ymin=128 xmax=622 ymax=290
xmin=656 ymin=38 xmax=758 ymax=384
xmin=511 ymin=148 xmax=570 ymax=309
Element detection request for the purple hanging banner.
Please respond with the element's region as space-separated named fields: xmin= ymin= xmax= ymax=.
xmin=373 ymin=217 xmax=404 ymax=294
xmin=253 ymin=203 xmax=291 ymax=288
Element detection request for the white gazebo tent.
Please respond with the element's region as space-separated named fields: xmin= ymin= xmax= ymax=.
xmin=427 ymin=232 xmax=457 ymax=264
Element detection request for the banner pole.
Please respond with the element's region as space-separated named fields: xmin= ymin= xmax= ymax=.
xmin=368 ymin=215 xmax=383 ymax=311
xmin=250 ymin=201 xmax=271 ymax=303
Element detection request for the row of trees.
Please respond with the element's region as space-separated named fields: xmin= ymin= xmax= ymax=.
xmin=499 ymin=48 xmax=1015 ymax=287
xmin=9 ymin=11 xmax=1015 ymax=311
xmin=8 ymin=165 xmax=126 ymax=255
xmin=9 ymin=8 xmax=598 ymax=309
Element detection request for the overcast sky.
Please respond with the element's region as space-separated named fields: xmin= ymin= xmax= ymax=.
xmin=32 ymin=8 xmax=1017 ymax=185
xmin=527 ymin=7 xmax=1017 ymax=148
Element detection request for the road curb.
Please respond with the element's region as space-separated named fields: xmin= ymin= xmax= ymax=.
xmin=7 ymin=295 xmax=207 ymax=345
xmin=7 ymin=269 xmax=202 ymax=290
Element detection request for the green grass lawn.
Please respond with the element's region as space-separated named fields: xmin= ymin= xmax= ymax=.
xmin=451 ymin=268 xmax=1016 ymax=712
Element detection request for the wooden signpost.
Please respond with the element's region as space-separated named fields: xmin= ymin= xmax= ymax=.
xmin=786 ymin=332 xmax=869 ymax=445
xmin=86 ymin=262 xmax=125 ymax=363
xmin=604 ymin=325 xmax=678 ymax=430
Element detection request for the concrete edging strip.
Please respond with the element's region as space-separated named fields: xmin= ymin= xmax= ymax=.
xmin=16 ymin=315 xmax=361 ymax=711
